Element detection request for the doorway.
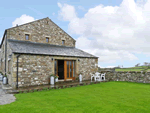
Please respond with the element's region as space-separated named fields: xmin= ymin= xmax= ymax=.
xmin=58 ymin=60 xmax=64 ymax=80
xmin=55 ymin=60 xmax=76 ymax=81
xmin=64 ymin=60 xmax=76 ymax=80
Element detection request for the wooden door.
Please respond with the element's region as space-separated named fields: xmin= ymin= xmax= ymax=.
xmin=64 ymin=60 xmax=75 ymax=80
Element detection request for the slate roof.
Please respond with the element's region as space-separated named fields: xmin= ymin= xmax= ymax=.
xmin=8 ymin=39 xmax=98 ymax=58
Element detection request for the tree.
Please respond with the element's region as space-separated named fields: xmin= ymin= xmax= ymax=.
xmin=144 ymin=62 xmax=148 ymax=66
xmin=135 ymin=63 xmax=140 ymax=67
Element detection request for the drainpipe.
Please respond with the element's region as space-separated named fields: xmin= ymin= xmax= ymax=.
xmin=16 ymin=54 xmax=21 ymax=89
xmin=5 ymin=31 xmax=7 ymax=76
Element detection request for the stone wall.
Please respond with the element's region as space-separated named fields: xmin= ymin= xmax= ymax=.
xmin=0 ymin=49 xmax=1 ymax=71
xmin=6 ymin=43 xmax=13 ymax=86
xmin=6 ymin=17 xmax=76 ymax=47
xmin=78 ymin=58 xmax=98 ymax=80
xmin=0 ymin=35 xmax=6 ymax=74
xmin=104 ymin=71 xmax=150 ymax=83
xmin=11 ymin=53 xmax=98 ymax=88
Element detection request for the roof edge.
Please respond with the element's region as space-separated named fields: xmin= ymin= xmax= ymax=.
xmin=13 ymin=52 xmax=99 ymax=59
xmin=1 ymin=17 xmax=49 ymax=48
xmin=76 ymin=47 xmax=99 ymax=58
xmin=49 ymin=19 xmax=76 ymax=42
xmin=0 ymin=30 xmax=7 ymax=48
xmin=7 ymin=39 xmax=75 ymax=48
xmin=6 ymin=17 xmax=48 ymax=30
xmin=0 ymin=17 xmax=76 ymax=47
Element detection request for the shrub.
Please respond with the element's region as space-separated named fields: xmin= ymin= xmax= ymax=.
xmin=49 ymin=87 xmax=52 ymax=90
xmin=68 ymin=86 xmax=71 ymax=88
xmin=76 ymin=77 xmax=79 ymax=81
xmin=39 ymin=88 xmax=43 ymax=91
xmin=43 ymin=87 xmax=48 ymax=91
xmin=63 ymin=85 xmax=66 ymax=89
xmin=143 ymin=71 xmax=146 ymax=74
xmin=34 ymin=89 xmax=38 ymax=92
xmin=91 ymin=82 xmax=94 ymax=85
xmin=0 ymin=72 xmax=3 ymax=75
xmin=24 ymin=90 xmax=28 ymax=93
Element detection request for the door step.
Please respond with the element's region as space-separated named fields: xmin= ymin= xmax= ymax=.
xmin=56 ymin=80 xmax=79 ymax=85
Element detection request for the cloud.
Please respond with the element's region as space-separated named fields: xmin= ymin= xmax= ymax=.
xmin=98 ymin=65 xmax=105 ymax=68
xmin=12 ymin=14 xmax=35 ymax=27
xmin=106 ymin=66 xmax=116 ymax=68
xmin=78 ymin=6 xmax=86 ymax=11
xmin=57 ymin=3 xmax=77 ymax=21
xmin=57 ymin=0 xmax=150 ymax=63
xmin=99 ymin=65 xmax=116 ymax=68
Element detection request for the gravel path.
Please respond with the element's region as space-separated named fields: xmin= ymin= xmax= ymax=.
xmin=0 ymin=82 xmax=16 ymax=105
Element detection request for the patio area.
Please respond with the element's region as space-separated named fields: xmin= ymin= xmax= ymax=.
xmin=1 ymin=80 xmax=108 ymax=94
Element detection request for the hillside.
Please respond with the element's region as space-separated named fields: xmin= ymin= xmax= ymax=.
xmin=115 ymin=66 xmax=150 ymax=72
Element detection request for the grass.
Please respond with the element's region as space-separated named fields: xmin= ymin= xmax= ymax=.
xmin=115 ymin=68 xmax=144 ymax=72
xmin=1 ymin=82 xmax=150 ymax=113
xmin=132 ymin=66 xmax=148 ymax=69
xmin=115 ymin=66 xmax=150 ymax=72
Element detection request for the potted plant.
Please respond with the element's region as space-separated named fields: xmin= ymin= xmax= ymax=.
xmin=54 ymin=75 xmax=59 ymax=82
xmin=78 ymin=72 xmax=82 ymax=82
xmin=0 ymin=72 xmax=3 ymax=81
xmin=50 ymin=74 xmax=55 ymax=85
xmin=3 ymin=74 xmax=8 ymax=84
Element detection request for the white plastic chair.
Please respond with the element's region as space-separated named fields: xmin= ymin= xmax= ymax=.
xmin=95 ymin=72 xmax=101 ymax=81
xmin=91 ymin=73 xmax=95 ymax=81
xmin=101 ymin=73 xmax=106 ymax=81
xmin=91 ymin=72 xmax=101 ymax=82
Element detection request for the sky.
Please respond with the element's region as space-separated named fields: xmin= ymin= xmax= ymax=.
xmin=0 ymin=0 xmax=150 ymax=68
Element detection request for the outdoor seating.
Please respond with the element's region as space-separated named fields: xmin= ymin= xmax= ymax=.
xmin=91 ymin=73 xmax=95 ymax=81
xmin=95 ymin=72 xmax=101 ymax=81
xmin=101 ymin=73 xmax=106 ymax=81
xmin=91 ymin=72 xmax=101 ymax=82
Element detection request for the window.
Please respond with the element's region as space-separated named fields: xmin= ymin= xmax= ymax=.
xmin=55 ymin=60 xmax=58 ymax=76
xmin=25 ymin=34 xmax=29 ymax=40
xmin=8 ymin=60 xmax=11 ymax=74
xmin=46 ymin=37 xmax=49 ymax=43
xmin=62 ymin=40 xmax=65 ymax=45
xmin=0 ymin=59 xmax=2 ymax=71
xmin=2 ymin=61 xmax=4 ymax=71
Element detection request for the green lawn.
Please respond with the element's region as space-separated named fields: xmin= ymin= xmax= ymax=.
xmin=115 ymin=66 xmax=150 ymax=72
xmin=132 ymin=66 xmax=147 ymax=69
xmin=1 ymin=82 xmax=150 ymax=113
xmin=115 ymin=68 xmax=144 ymax=72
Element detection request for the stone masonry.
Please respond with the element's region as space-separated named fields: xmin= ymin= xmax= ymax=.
xmin=11 ymin=54 xmax=98 ymax=88
xmin=7 ymin=17 xmax=76 ymax=47
xmin=104 ymin=71 xmax=150 ymax=83
xmin=0 ymin=17 xmax=98 ymax=89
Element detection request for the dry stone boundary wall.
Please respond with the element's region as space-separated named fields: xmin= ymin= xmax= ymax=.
xmin=103 ymin=71 xmax=150 ymax=83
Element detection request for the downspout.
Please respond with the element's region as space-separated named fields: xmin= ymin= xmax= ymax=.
xmin=5 ymin=31 xmax=7 ymax=75
xmin=16 ymin=54 xmax=21 ymax=89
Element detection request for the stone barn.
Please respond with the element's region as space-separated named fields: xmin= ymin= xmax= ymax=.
xmin=0 ymin=17 xmax=98 ymax=88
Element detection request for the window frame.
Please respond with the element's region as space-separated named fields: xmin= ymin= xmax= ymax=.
xmin=46 ymin=37 xmax=49 ymax=43
xmin=25 ymin=34 xmax=29 ymax=40
xmin=8 ymin=60 xmax=11 ymax=74
xmin=62 ymin=40 xmax=65 ymax=45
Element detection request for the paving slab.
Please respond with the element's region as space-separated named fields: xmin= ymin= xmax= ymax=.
xmin=0 ymin=81 xmax=16 ymax=105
